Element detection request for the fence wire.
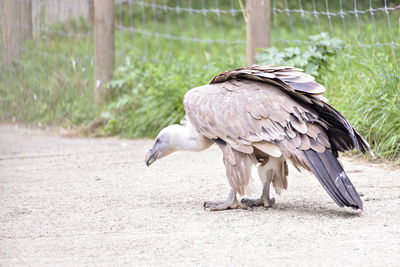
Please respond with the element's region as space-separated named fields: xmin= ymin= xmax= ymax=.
xmin=0 ymin=0 xmax=399 ymax=76
xmin=114 ymin=0 xmax=245 ymax=65
xmin=272 ymin=0 xmax=400 ymax=58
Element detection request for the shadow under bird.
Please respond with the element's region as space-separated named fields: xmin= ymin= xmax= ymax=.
xmin=145 ymin=65 xmax=372 ymax=211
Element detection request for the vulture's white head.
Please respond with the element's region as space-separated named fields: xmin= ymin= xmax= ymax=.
xmin=145 ymin=122 xmax=213 ymax=166
xmin=145 ymin=125 xmax=181 ymax=166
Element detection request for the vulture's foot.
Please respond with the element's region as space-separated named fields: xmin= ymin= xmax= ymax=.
xmin=203 ymin=200 xmax=248 ymax=211
xmin=203 ymin=189 xmax=248 ymax=211
xmin=241 ymin=180 xmax=275 ymax=208
xmin=241 ymin=197 xmax=275 ymax=208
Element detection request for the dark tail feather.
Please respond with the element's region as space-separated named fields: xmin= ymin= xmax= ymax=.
xmin=301 ymin=149 xmax=363 ymax=210
xmin=355 ymin=130 xmax=374 ymax=156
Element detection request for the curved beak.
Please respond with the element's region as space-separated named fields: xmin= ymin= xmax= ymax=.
xmin=145 ymin=147 xmax=157 ymax=167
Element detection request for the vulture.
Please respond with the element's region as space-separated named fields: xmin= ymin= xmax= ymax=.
xmin=145 ymin=65 xmax=372 ymax=211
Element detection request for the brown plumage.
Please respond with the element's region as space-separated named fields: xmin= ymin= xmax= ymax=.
xmin=183 ymin=65 xmax=371 ymax=210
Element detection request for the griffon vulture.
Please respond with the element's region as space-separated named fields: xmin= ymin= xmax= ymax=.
xmin=145 ymin=65 xmax=371 ymax=211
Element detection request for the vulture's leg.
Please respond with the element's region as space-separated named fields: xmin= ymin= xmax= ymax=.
xmin=241 ymin=156 xmax=287 ymax=208
xmin=204 ymin=144 xmax=251 ymax=211
xmin=204 ymin=189 xmax=248 ymax=211
xmin=241 ymin=172 xmax=275 ymax=208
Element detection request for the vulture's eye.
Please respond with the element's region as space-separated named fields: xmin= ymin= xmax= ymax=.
xmin=156 ymin=138 xmax=160 ymax=144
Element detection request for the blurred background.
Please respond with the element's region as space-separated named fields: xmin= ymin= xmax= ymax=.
xmin=0 ymin=0 xmax=399 ymax=161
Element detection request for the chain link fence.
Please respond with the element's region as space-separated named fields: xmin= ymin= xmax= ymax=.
xmin=0 ymin=0 xmax=399 ymax=100
xmin=272 ymin=0 xmax=400 ymax=56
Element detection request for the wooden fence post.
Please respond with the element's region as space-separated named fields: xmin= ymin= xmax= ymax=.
xmin=246 ymin=0 xmax=270 ymax=65
xmin=94 ymin=0 xmax=114 ymax=104
xmin=21 ymin=0 xmax=33 ymax=41
xmin=1 ymin=0 xmax=32 ymax=65
xmin=88 ymin=0 xmax=94 ymax=25
xmin=1 ymin=0 xmax=21 ymax=65
xmin=1 ymin=0 xmax=29 ymax=65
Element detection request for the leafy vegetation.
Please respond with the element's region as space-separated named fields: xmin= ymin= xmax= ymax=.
xmin=0 ymin=52 xmax=95 ymax=126
xmin=256 ymin=33 xmax=344 ymax=77
xmin=102 ymin=55 xmax=241 ymax=137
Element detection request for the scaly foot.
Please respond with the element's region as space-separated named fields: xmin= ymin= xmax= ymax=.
xmin=203 ymin=200 xmax=248 ymax=211
xmin=203 ymin=189 xmax=248 ymax=211
xmin=241 ymin=197 xmax=275 ymax=208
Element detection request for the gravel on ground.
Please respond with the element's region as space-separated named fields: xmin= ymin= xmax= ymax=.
xmin=1 ymin=124 xmax=399 ymax=266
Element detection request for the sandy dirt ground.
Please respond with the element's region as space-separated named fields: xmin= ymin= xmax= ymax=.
xmin=1 ymin=123 xmax=400 ymax=266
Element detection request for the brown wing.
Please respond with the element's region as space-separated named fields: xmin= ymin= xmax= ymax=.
xmin=183 ymin=79 xmax=331 ymax=178
xmin=209 ymin=65 xmax=371 ymax=156
xmin=210 ymin=65 xmax=326 ymax=97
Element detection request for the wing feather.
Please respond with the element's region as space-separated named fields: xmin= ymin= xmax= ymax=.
xmin=298 ymin=133 xmax=311 ymax=150
xmin=253 ymin=142 xmax=282 ymax=157
xmin=184 ymin=79 xmax=329 ymax=162
xmin=221 ymin=145 xmax=252 ymax=195
xmin=309 ymin=137 xmax=326 ymax=153
xmin=210 ymin=65 xmax=326 ymax=96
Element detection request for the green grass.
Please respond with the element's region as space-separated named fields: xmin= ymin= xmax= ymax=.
xmin=322 ymin=49 xmax=400 ymax=160
xmin=0 ymin=53 xmax=95 ymax=126
xmin=0 ymin=1 xmax=399 ymax=160
xmin=103 ymin=54 xmax=242 ymax=137
xmin=0 ymin=18 xmax=95 ymax=126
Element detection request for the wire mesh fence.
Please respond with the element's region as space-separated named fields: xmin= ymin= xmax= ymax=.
xmin=114 ymin=0 xmax=246 ymax=65
xmin=272 ymin=0 xmax=400 ymax=57
xmin=1 ymin=1 xmax=399 ymax=71
xmin=0 ymin=0 xmax=399 ymax=113
xmin=113 ymin=0 xmax=400 ymax=64
xmin=1 ymin=0 xmax=399 ymax=157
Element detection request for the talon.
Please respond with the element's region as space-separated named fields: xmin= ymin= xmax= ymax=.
xmin=240 ymin=198 xmax=263 ymax=207
xmin=263 ymin=198 xmax=275 ymax=208
xmin=204 ymin=200 xmax=248 ymax=211
xmin=241 ymin=198 xmax=253 ymax=208
xmin=238 ymin=202 xmax=249 ymax=210
xmin=204 ymin=189 xmax=248 ymax=211
xmin=241 ymin=197 xmax=275 ymax=208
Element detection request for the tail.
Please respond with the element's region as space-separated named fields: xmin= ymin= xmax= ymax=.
xmin=300 ymin=149 xmax=363 ymax=210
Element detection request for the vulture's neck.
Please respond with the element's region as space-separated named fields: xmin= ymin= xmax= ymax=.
xmin=171 ymin=124 xmax=213 ymax=152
